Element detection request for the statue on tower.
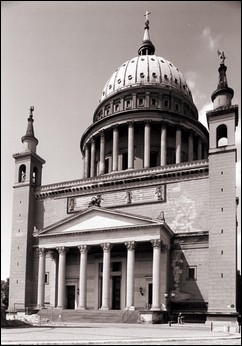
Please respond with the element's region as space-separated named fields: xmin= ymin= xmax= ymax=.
xmin=217 ymin=50 xmax=226 ymax=65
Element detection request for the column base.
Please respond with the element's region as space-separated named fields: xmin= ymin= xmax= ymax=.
xmin=77 ymin=306 xmax=87 ymax=310
xmin=125 ymin=306 xmax=135 ymax=311
xmin=150 ymin=306 xmax=161 ymax=311
xmin=99 ymin=306 xmax=110 ymax=310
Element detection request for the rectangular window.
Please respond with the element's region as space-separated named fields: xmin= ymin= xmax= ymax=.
xmin=126 ymin=100 xmax=131 ymax=108
xmin=188 ymin=266 xmax=196 ymax=280
xmin=45 ymin=272 xmax=49 ymax=285
xmin=138 ymin=98 xmax=144 ymax=106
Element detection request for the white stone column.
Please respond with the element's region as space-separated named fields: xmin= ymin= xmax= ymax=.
xmin=112 ymin=126 xmax=119 ymax=171
xmin=197 ymin=138 xmax=202 ymax=160
xmin=90 ymin=138 xmax=96 ymax=178
xmin=160 ymin=124 xmax=167 ymax=166
xmin=84 ymin=144 xmax=90 ymax=178
xmin=78 ymin=245 xmax=89 ymax=310
xmin=37 ymin=248 xmax=46 ymax=309
xmin=49 ymin=251 xmax=57 ymax=308
xmin=188 ymin=132 xmax=194 ymax=162
xmin=128 ymin=122 xmax=134 ymax=169
xmin=151 ymin=239 xmax=161 ymax=310
xmin=176 ymin=128 xmax=182 ymax=164
xmin=99 ymin=131 xmax=105 ymax=175
xmin=125 ymin=241 xmax=136 ymax=309
xmin=144 ymin=121 xmax=151 ymax=168
xmin=100 ymin=243 xmax=111 ymax=310
xmin=57 ymin=247 xmax=68 ymax=308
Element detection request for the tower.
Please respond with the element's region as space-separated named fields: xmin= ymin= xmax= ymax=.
xmin=206 ymin=52 xmax=239 ymax=324
xmin=8 ymin=107 xmax=45 ymax=312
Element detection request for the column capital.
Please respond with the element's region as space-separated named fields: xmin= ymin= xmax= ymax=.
xmin=144 ymin=120 xmax=152 ymax=126
xmin=100 ymin=243 xmax=112 ymax=252
xmin=56 ymin=246 xmax=69 ymax=254
xmin=125 ymin=241 xmax=136 ymax=251
xmin=128 ymin=121 xmax=134 ymax=127
xmin=112 ymin=124 xmax=119 ymax=130
xmin=100 ymin=129 xmax=105 ymax=137
xmin=90 ymin=136 xmax=95 ymax=144
xmin=150 ymin=239 xmax=161 ymax=249
xmin=48 ymin=250 xmax=57 ymax=260
xmin=78 ymin=245 xmax=89 ymax=254
xmin=37 ymin=247 xmax=46 ymax=256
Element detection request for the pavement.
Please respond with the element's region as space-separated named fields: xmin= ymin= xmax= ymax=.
xmin=1 ymin=322 xmax=241 ymax=345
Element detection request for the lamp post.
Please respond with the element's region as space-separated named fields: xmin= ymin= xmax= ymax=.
xmin=164 ymin=292 xmax=175 ymax=326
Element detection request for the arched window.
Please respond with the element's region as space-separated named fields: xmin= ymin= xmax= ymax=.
xmin=216 ymin=124 xmax=228 ymax=147
xmin=32 ymin=166 xmax=38 ymax=184
xmin=19 ymin=164 xmax=26 ymax=182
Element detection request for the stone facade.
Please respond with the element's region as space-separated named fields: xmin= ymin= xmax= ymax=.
xmin=8 ymin=16 xmax=239 ymax=327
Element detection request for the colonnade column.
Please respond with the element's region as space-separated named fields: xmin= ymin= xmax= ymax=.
xmin=128 ymin=122 xmax=134 ymax=169
xmin=90 ymin=138 xmax=96 ymax=178
xmin=125 ymin=241 xmax=136 ymax=309
xmin=197 ymin=138 xmax=202 ymax=160
xmin=151 ymin=239 xmax=161 ymax=310
xmin=112 ymin=126 xmax=119 ymax=172
xmin=176 ymin=128 xmax=182 ymax=164
xmin=37 ymin=248 xmax=46 ymax=309
xmin=100 ymin=243 xmax=111 ymax=310
xmin=84 ymin=144 xmax=90 ymax=178
xmin=78 ymin=245 xmax=89 ymax=310
xmin=160 ymin=124 xmax=167 ymax=166
xmin=57 ymin=247 xmax=68 ymax=308
xmin=188 ymin=132 xmax=194 ymax=162
xmin=99 ymin=131 xmax=105 ymax=175
xmin=144 ymin=121 xmax=151 ymax=168
xmin=49 ymin=251 xmax=57 ymax=308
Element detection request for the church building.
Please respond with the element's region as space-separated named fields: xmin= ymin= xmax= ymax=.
xmin=8 ymin=14 xmax=239 ymax=326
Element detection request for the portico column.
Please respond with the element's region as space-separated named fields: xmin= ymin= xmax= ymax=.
xmin=188 ymin=132 xmax=194 ymax=162
xmin=112 ymin=126 xmax=119 ymax=171
xmin=99 ymin=131 xmax=105 ymax=175
xmin=128 ymin=122 xmax=134 ymax=169
xmin=197 ymin=138 xmax=202 ymax=160
xmin=49 ymin=251 xmax=57 ymax=308
xmin=144 ymin=121 xmax=151 ymax=168
xmin=125 ymin=241 xmax=136 ymax=309
xmin=176 ymin=128 xmax=182 ymax=164
xmin=78 ymin=245 xmax=89 ymax=310
xmin=151 ymin=239 xmax=161 ymax=310
xmin=84 ymin=143 xmax=90 ymax=178
xmin=37 ymin=248 xmax=46 ymax=309
xmin=57 ymin=247 xmax=68 ymax=308
xmin=160 ymin=124 xmax=167 ymax=166
xmin=90 ymin=138 xmax=96 ymax=178
xmin=100 ymin=243 xmax=111 ymax=310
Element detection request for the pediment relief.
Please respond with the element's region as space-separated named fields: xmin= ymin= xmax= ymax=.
xmin=36 ymin=206 xmax=165 ymax=237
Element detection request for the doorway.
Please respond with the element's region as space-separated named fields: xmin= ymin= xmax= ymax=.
xmin=67 ymin=285 xmax=75 ymax=309
xmin=112 ymin=276 xmax=121 ymax=310
xmin=148 ymin=283 xmax=152 ymax=309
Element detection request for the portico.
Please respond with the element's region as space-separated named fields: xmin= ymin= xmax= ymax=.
xmin=35 ymin=207 xmax=173 ymax=311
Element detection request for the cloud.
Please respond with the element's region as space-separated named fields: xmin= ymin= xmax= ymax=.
xmin=198 ymin=102 xmax=213 ymax=129
xmin=201 ymin=26 xmax=219 ymax=51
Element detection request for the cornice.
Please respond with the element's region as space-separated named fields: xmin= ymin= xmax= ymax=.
xmin=35 ymin=159 xmax=209 ymax=199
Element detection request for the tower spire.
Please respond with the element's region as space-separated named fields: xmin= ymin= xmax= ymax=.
xmin=138 ymin=10 xmax=155 ymax=56
xmin=211 ymin=51 xmax=234 ymax=109
xmin=21 ymin=106 xmax=38 ymax=152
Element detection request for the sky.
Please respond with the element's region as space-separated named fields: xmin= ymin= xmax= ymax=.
xmin=1 ymin=1 xmax=241 ymax=280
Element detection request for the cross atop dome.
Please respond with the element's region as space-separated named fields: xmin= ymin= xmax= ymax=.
xmin=138 ymin=10 xmax=155 ymax=56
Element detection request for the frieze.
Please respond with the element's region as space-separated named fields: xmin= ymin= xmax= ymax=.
xmin=67 ymin=184 xmax=166 ymax=213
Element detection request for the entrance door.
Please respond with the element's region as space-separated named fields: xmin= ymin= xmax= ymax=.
xmin=148 ymin=283 xmax=152 ymax=309
xmin=67 ymin=285 xmax=75 ymax=309
xmin=112 ymin=276 xmax=121 ymax=310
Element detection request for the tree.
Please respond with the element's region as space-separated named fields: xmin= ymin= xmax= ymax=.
xmin=1 ymin=278 xmax=9 ymax=307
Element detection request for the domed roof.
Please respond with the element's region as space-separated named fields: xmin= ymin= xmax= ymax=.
xmin=99 ymin=55 xmax=193 ymax=103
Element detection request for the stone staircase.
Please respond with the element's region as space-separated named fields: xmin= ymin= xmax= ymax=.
xmin=37 ymin=308 xmax=140 ymax=324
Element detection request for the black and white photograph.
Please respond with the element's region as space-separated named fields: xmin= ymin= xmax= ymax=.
xmin=1 ymin=1 xmax=241 ymax=344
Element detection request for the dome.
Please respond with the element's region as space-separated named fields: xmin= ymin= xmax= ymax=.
xmin=99 ymin=55 xmax=193 ymax=103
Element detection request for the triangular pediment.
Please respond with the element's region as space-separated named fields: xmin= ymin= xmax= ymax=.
xmin=37 ymin=206 xmax=163 ymax=236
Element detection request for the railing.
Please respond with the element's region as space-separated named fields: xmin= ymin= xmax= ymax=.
xmin=122 ymin=309 xmax=130 ymax=323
